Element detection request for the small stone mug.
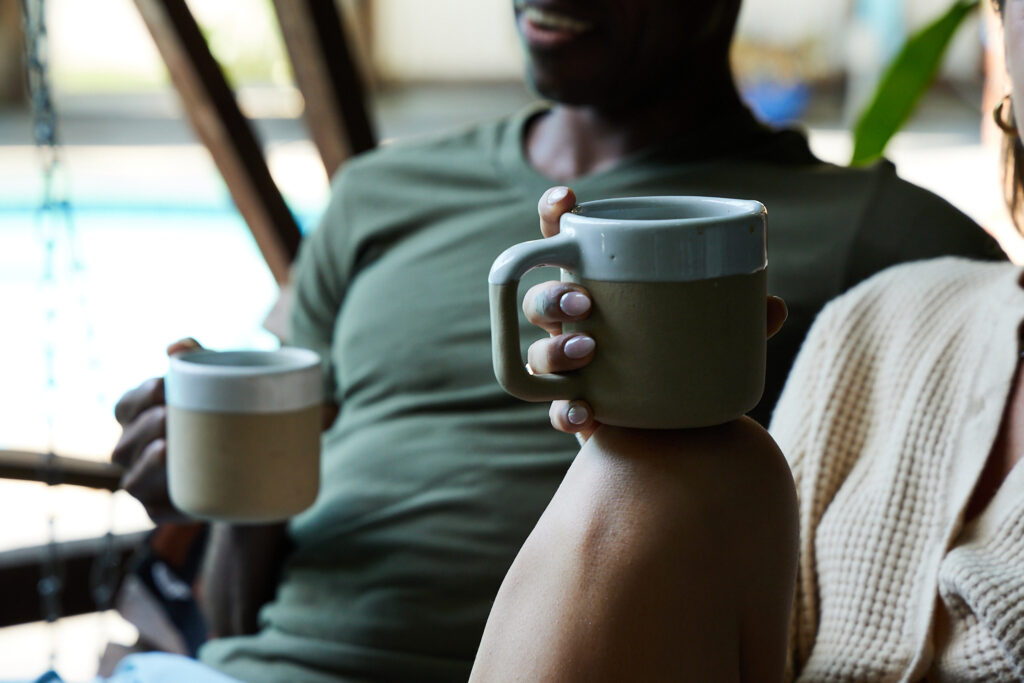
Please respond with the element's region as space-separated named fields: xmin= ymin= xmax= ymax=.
xmin=165 ymin=348 xmax=322 ymax=522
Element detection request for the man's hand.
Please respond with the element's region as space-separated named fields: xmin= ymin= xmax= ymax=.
xmin=111 ymin=337 xmax=201 ymax=523
xmin=526 ymin=186 xmax=788 ymax=445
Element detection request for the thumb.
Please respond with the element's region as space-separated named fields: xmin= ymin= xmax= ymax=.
xmin=167 ymin=337 xmax=202 ymax=357
xmin=538 ymin=186 xmax=577 ymax=238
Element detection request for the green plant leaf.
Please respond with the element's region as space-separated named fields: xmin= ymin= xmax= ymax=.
xmin=850 ymin=0 xmax=980 ymax=166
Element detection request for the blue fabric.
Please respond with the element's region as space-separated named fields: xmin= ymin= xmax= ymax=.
xmin=15 ymin=654 xmax=242 ymax=683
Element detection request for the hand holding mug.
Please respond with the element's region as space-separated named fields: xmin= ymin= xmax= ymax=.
xmin=112 ymin=337 xmax=203 ymax=523
xmin=114 ymin=338 xmax=323 ymax=524
xmin=509 ymin=187 xmax=788 ymax=440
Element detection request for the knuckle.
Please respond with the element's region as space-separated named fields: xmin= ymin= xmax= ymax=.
xmin=525 ymin=282 xmax=575 ymax=323
xmin=113 ymin=391 xmax=138 ymax=425
xmin=141 ymin=404 xmax=168 ymax=433
xmin=114 ymin=377 xmax=164 ymax=424
xmin=138 ymin=439 xmax=167 ymax=469
xmin=534 ymin=289 xmax=556 ymax=321
xmin=526 ymin=340 xmax=546 ymax=374
xmin=550 ymin=403 xmax=571 ymax=432
xmin=148 ymin=439 xmax=168 ymax=466
xmin=143 ymin=377 xmax=164 ymax=403
xmin=113 ymin=398 xmax=128 ymax=424
xmin=545 ymin=338 xmax=565 ymax=368
xmin=522 ymin=287 xmax=542 ymax=320
xmin=527 ymin=337 xmax=561 ymax=375
xmin=120 ymin=469 xmax=141 ymax=498
xmin=540 ymin=287 xmax=564 ymax=320
xmin=111 ymin=441 xmax=130 ymax=467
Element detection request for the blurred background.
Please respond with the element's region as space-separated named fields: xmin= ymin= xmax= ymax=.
xmin=0 ymin=0 xmax=1018 ymax=678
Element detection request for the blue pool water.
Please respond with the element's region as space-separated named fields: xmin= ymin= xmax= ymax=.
xmin=0 ymin=201 xmax=319 ymax=454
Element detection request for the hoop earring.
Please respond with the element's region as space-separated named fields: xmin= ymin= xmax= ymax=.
xmin=995 ymin=94 xmax=1019 ymax=135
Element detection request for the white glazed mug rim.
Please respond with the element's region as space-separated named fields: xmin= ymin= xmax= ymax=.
xmin=169 ymin=348 xmax=320 ymax=375
xmin=166 ymin=348 xmax=322 ymax=414
xmin=558 ymin=195 xmax=766 ymax=282
xmin=566 ymin=195 xmax=765 ymax=229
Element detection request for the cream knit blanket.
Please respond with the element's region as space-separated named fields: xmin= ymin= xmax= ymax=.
xmin=770 ymin=258 xmax=1024 ymax=681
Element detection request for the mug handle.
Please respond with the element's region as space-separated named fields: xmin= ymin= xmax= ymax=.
xmin=488 ymin=234 xmax=586 ymax=402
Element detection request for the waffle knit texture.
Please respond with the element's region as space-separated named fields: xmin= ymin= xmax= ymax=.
xmin=771 ymin=258 xmax=1024 ymax=681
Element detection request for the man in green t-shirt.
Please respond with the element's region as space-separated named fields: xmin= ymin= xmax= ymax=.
xmin=111 ymin=0 xmax=1002 ymax=681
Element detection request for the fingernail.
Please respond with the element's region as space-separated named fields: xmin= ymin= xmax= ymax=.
xmin=559 ymin=291 xmax=591 ymax=317
xmin=547 ymin=186 xmax=569 ymax=205
xmin=563 ymin=335 xmax=595 ymax=359
xmin=567 ymin=404 xmax=590 ymax=425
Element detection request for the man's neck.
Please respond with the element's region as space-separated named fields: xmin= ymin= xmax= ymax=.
xmin=524 ymin=71 xmax=748 ymax=182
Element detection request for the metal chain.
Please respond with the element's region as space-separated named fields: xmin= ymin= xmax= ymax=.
xmin=90 ymin=504 xmax=120 ymax=613
xmin=21 ymin=2 xmax=67 ymax=653
xmin=20 ymin=0 xmax=121 ymax=667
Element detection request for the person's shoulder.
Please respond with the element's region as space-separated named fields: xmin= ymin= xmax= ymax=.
xmin=729 ymin=133 xmax=905 ymax=206
xmin=742 ymin=141 xmax=966 ymax=224
xmin=321 ymin=115 xmax=516 ymax=219
xmin=795 ymin=258 xmax=1017 ymax=378
xmin=586 ymin=420 xmax=794 ymax=528
xmin=752 ymin=151 xmax=937 ymax=208
xmin=856 ymin=162 xmax=1003 ymax=258
xmin=861 ymin=159 xmax=973 ymax=220
xmin=576 ymin=421 xmax=797 ymax=619
xmin=836 ymin=257 xmax=1015 ymax=313
xmin=339 ymin=117 xmax=508 ymax=177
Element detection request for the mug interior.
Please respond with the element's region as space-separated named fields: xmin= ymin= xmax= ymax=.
xmin=575 ymin=196 xmax=759 ymax=222
xmin=178 ymin=349 xmax=318 ymax=374
xmin=558 ymin=195 xmax=766 ymax=283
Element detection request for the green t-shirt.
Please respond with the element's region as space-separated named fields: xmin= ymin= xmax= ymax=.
xmin=200 ymin=105 xmax=1002 ymax=682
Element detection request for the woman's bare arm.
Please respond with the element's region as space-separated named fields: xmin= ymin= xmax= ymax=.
xmin=471 ymin=418 xmax=797 ymax=682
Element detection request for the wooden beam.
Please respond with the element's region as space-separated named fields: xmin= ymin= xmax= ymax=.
xmin=0 ymin=449 xmax=124 ymax=491
xmin=0 ymin=0 xmax=24 ymax=106
xmin=134 ymin=0 xmax=301 ymax=286
xmin=339 ymin=0 xmax=377 ymax=91
xmin=0 ymin=532 xmax=148 ymax=628
xmin=272 ymin=0 xmax=377 ymax=178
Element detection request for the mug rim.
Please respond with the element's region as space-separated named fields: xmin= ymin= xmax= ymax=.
xmin=568 ymin=196 xmax=765 ymax=229
xmin=166 ymin=348 xmax=323 ymax=414
xmin=170 ymin=348 xmax=321 ymax=376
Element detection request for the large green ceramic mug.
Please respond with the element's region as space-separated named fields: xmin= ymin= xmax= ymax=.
xmin=489 ymin=196 xmax=767 ymax=429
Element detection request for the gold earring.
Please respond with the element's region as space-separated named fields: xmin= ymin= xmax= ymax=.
xmin=995 ymin=94 xmax=1019 ymax=135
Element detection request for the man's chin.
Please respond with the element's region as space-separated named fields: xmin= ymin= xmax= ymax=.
xmin=525 ymin=69 xmax=618 ymax=108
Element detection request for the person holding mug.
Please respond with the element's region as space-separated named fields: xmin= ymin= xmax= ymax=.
xmin=472 ymin=186 xmax=798 ymax=680
xmin=770 ymin=1 xmax=1024 ymax=675
xmin=482 ymin=0 xmax=1024 ymax=676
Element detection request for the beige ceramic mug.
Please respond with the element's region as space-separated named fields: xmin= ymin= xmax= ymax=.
xmin=489 ymin=196 xmax=767 ymax=429
xmin=165 ymin=348 xmax=322 ymax=522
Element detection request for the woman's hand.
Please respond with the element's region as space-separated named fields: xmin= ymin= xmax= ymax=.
xmin=526 ymin=186 xmax=789 ymax=445
xmin=522 ymin=187 xmax=600 ymax=442
xmin=111 ymin=337 xmax=201 ymax=523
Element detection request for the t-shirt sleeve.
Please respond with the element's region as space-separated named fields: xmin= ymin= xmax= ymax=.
xmin=288 ymin=171 xmax=355 ymax=404
xmin=842 ymin=163 xmax=1006 ymax=290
